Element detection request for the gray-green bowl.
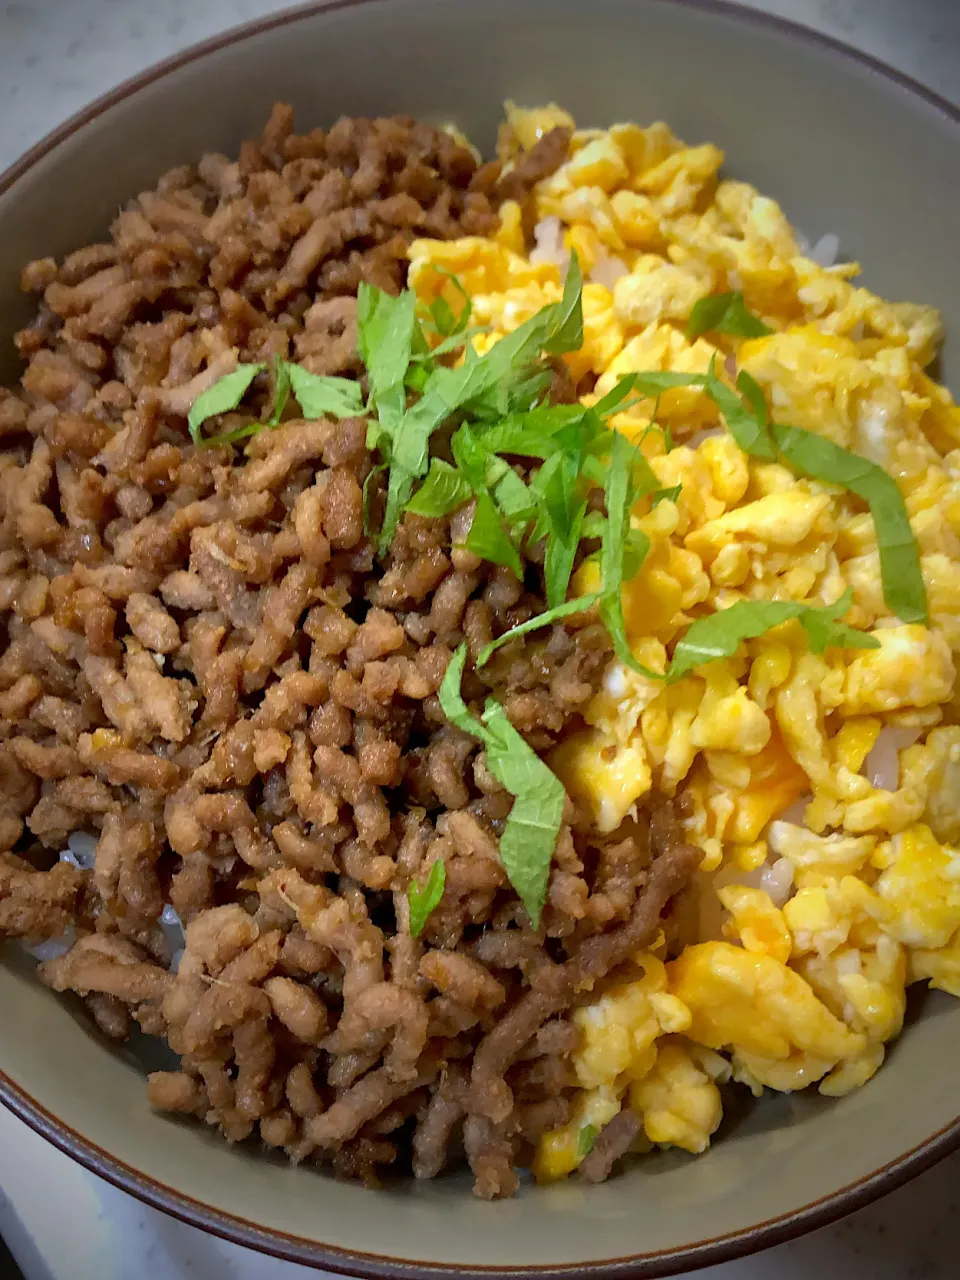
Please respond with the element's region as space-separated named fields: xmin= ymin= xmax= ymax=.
xmin=1 ymin=1 xmax=959 ymax=1275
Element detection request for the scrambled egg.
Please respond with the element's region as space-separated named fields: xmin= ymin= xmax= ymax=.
xmin=408 ymin=102 xmax=960 ymax=1181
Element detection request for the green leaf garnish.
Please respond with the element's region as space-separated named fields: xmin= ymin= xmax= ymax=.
xmin=378 ymin=254 xmax=584 ymax=551
xmin=598 ymin=431 xmax=660 ymax=679
xmin=451 ymin=424 xmax=537 ymax=534
xmin=650 ymin=483 xmax=682 ymax=507
xmin=463 ymin=491 xmax=524 ymax=580
xmin=430 ymin=295 xmax=457 ymax=337
xmin=189 ymin=358 xmax=366 ymax=447
xmin=544 ymin=250 xmax=585 ymax=355
xmin=184 ymin=250 xmax=922 ymax=706
xmin=667 ymin=588 xmax=879 ymax=683
xmin=357 ymin=283 xmax=417 ymax=431
xmin=797 ymin=589 xmax=882 ymax=654
xmin=624 ymin=363 xmax=926 ymax=626
xmin=404 ymin=361 xmax=432 ymax=393
xmin=490 ymin=460 xmax=538 ymax=533
xmin=439 ymin=645 xmax=566 ymax=927
xmin=735 ymin=368 xmax=768 ymax=426
xmin=630 ymin=365 xmax=778 ymax=460
xmin=687 ymin=291 xmax=773 ymax=341
xmin=478 ymin=404 xmax=609 ymax=474
xmin=769 ymin=424 xmax=928 ymax=625
xmin=188 ymin=363 xmax=265 ymax=446
xmin=476 ymin=593 xmax=601 ymax=668
xmin=577 ymin=1124 xmax=599 ymax=1158
xmin=543 ymin=496 xmax=587 ymax=608
xmin=420 ymin=266 xmax=474 ymax=340
xmin=704 ymin=360 xmax=776 ymax=459
xmin=286 ymin=364 xmax=366 ymax=420
xmin=267 ymin=354 xmax=292 ymax=426
xmin=531 ymin=450 xmax=586 ymax=606
xmin=408 ymin=859 xmax=446 ymax=938
xmin=411 ymin=325 xmax=490 ymax=363
xmin=405 ymin=459 xmax=473 ymax=518
xmin=480 ymin=702 xmax=566 ymax=930
xmin=622 ymin=526 xmax=651 ymax=579
xmin=592 ymin=374 xmax=640 ymax=418
xmin=581 ymin=511 xmax=608 ymax=540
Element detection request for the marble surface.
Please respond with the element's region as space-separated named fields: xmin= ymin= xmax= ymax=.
xmin=1 ymin=1 xmax=959 ymax=1278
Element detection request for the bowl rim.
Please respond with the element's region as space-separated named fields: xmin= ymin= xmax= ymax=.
xmin=2 ymin=0 xmax=960 ymax=1275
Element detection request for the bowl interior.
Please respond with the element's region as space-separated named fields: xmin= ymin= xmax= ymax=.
xmin=2 ymin=1 xmax=960 ymax=1274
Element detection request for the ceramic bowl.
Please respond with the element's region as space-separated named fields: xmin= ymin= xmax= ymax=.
xmin=2 ymin=2 xmax=959 ymax=1275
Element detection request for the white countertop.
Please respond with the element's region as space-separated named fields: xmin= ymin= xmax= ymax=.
xmin=1 ymin=1 xmax=959 ymax=1278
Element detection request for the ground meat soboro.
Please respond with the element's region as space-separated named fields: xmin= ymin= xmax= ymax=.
xmin=0 ymin=104 xmax=698 ymax=1198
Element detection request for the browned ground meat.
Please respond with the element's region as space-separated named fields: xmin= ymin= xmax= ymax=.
xmin=0 ymin=104 xmax=698 ymax=1197
xmin=495 ymin=127 xmax=574 ymax=204
xmin=578 ymin=1108 xmax=643 ymax=1183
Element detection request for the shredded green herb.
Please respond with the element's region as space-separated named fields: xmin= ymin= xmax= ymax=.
xmin=650 ymin=483 xmax=682 ymax=508
xmin=188 ymin=357 xmax=366 ymax=448
xmin=598 ymin=431 xmax=659 ymax=679
xmin=667 ymin=588 xmax=879 ymax=682
xmin=577 ymin=1124 xmax=599 ymax=1158
xmin=629 ymin=363 xmax=926 ymax=623
xmin=285 ymin=364 xmax=365 ymax=421
xmin=439 ymin=645 xmax=565 ymax=927
xmin=267 ymin=354 xmax=292 ymax=426
xmin=476 ymin=594 xmax=601 ymax=668
xmin=181 ymin=249 xmax=932 ymax=925
xmin=735 ymin=368 xmax=769 ymax=427
xmin=705 ymin=364 xmax=776 ymax=460
xmin=188 ymin=363 xmax=265 ymax=446
xmin=686 ymin=291 xmax=772 ymax=341
xmin=376 ymin=253 xmax=584 ymax=552
xmin=357 ymin=283 xmax=418 ymax=441
xmin=532 ymin=449 xmax=588 ymax=606
xmin=407 ymin=859 xmax=446 ymax=938
xmin=187 ymin=252 xmax=926 ymax=711
xmin=419 ymin=265 xmax=474 ymax=340
xmin=770 ymin=423 xmax=928 ymax=624
xmin=589 ymin=376 xmax=634 ymax=419
xmin=648 ymin=422 xmax=676 ymax=453
xmin=462 ymin=490 xmax=525 ymax=580
xmin=404 ymin=459 xmax=473 ymax=518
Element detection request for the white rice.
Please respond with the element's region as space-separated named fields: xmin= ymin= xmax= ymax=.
xmin=589 ymin=255 xmax=629 ymax=290
xmin=64 ymin=830 xmax=97 ymax=870
xmin=856 ymin=399 xmax=891 ymax=465
xmin=809 ymin=232 xmax=841 ymax=268
xmin=529 ymin=217 xmax=569 ymax=270
xmin=686 ymin=426 xmax=726 ymax=449
xmin=795 ymin=228 xmax=841 ymax=268
xmin=759 ymin=857 xmax=795 ymax=908
xmin=160 ymin=903 xmax=186 ymax=970
xmin=529 ymin=217 xmax=628 ymax=289
xmin=22 ymin=927 xmax=76 ymax=963
xmin=864 ymin=725 xmax=923 ymax=792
